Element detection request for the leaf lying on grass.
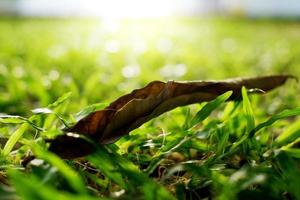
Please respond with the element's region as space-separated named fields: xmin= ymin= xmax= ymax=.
xmin=49 ymin=75 xmax=295 ymax=159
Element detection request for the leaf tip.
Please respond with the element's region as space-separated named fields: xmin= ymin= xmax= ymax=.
xmin=48 ymin=133 xmax=96 ymax=159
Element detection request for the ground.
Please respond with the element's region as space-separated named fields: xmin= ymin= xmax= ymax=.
xmin=0 ymin=17 xmax=299 ymax=200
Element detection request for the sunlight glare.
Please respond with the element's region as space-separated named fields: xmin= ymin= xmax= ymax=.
xmin=82 ymin=0 xmax=176 ymax=19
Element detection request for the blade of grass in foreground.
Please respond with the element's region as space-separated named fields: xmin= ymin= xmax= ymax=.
xmin=75 ymin=102 xmax=108 ymax=120
xmin=279 ymin=136 xmax=300 ymax=158
xmin=0 ymin=114 xmax=27 ymax=124
xmin=275 ymin=153 xmax=300 ymax=200
xmin=2 ymin=93 xmax=73 ymax=155
xmin=281 ymin=148 xmax=300 ymax=158
xmin=250 ymin=107 xmax=300 ymax=137
xmin=1 ymin=115 xmax=46 ymax=155
xmin=31 ymin=144 xmax=87 ymax=194
xmin=146 ymin=92 xmax=232 ymax=174
xmin=275 ymin=119 xmax=300 ymax=146
xmin=8 ymin=170 xmax=101 ymax=200
xmin=228 ymin=88 xmax=255 ymax=152
xmin=87 ymin=146 xmax=128 ymax=190
xmin=2 ymin=123 xmax=30 ymax=155
xmin=242 ymin=86 xmax=255 ymax=132
xmin=88 ymin=146 xmax=175 ymax=200
xmin=43 ymin=92 xmax=72 ymax=129
xmin=189 ymin=91 xmax=232 ymax=128
xmin=0 ymin=114 xmax=43 ymax=131
xmin=47 ymin=92 xmax=72 ymax=109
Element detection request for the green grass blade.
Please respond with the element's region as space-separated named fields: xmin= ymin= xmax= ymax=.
xmin=88 ymin=146 xmax=175 ymax=199
xmin=281 ymin=148 xmax=300 ymax=158
xmin=242 ymin=86 xmax=255 ymax=132
xmin=8 ymin=170 xmax=101 ymax=200
xmin=221 ymin=101 xmax=240 ymax=121
xmin=75 ymin=102 xmax=108 ymax=120
xmin=2 ymin=123 xmax=29 ymax=155
xmin=31 ymin=144 xmax=87 ymax=194
xmin=48 ymin=92 xmax=72 ymax=109
xmin=0 ymin=114 xmax=43 ymax=131
xmin=43 ymin=92 xmax=72 ymax=129
xmin=275 ymin=153 xmax=300 ymax=200
xmin=190 ymin=91 xmax=232 ymax=128
xmin=227 ymin=87 xmax=256 ymax=152
xmin=87 ymin=147 xmax=128 ymax=189
xmin=121 ymin=168 xmax=175 ymax=200
xmin=250 ymin=107 xmax=300 ymax=137
xmin=275 ymin=119 xmax=300 ymax=146
xmin=0 ymin=114 xmax=27 ymax=124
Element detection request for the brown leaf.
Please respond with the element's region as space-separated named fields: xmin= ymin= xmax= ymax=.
xmin=49 ymin=75 xmax=295 ymax=159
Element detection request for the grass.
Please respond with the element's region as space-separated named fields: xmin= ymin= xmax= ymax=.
xmin=0 ymin=17 xmax=300 ymax=200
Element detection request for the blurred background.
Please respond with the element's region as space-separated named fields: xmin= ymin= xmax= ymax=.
xmin=2 ymin=0 xmax=300 ymax=18
xmin=0 ymin=0 xmax=299 ymax=115
xmin=0 ymin=0 xmax=300 ymax=18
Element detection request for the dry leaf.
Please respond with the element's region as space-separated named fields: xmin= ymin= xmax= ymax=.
xmin=49 ymin=75 xmax=295 ymax=158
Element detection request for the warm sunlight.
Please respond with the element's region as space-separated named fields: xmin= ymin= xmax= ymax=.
xmin=81 ymin=0 xmax=201 ymax=19
xmin=1 ymin=1 xmax=300 ymax=199
xmin=82 ymin=0 xmax=173 ymax=19
xmin=11 ymin=0 xmax=203 ymax=18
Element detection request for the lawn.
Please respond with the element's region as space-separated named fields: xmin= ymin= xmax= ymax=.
xmin=0 ymin=17 xmax=300 ymax=200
